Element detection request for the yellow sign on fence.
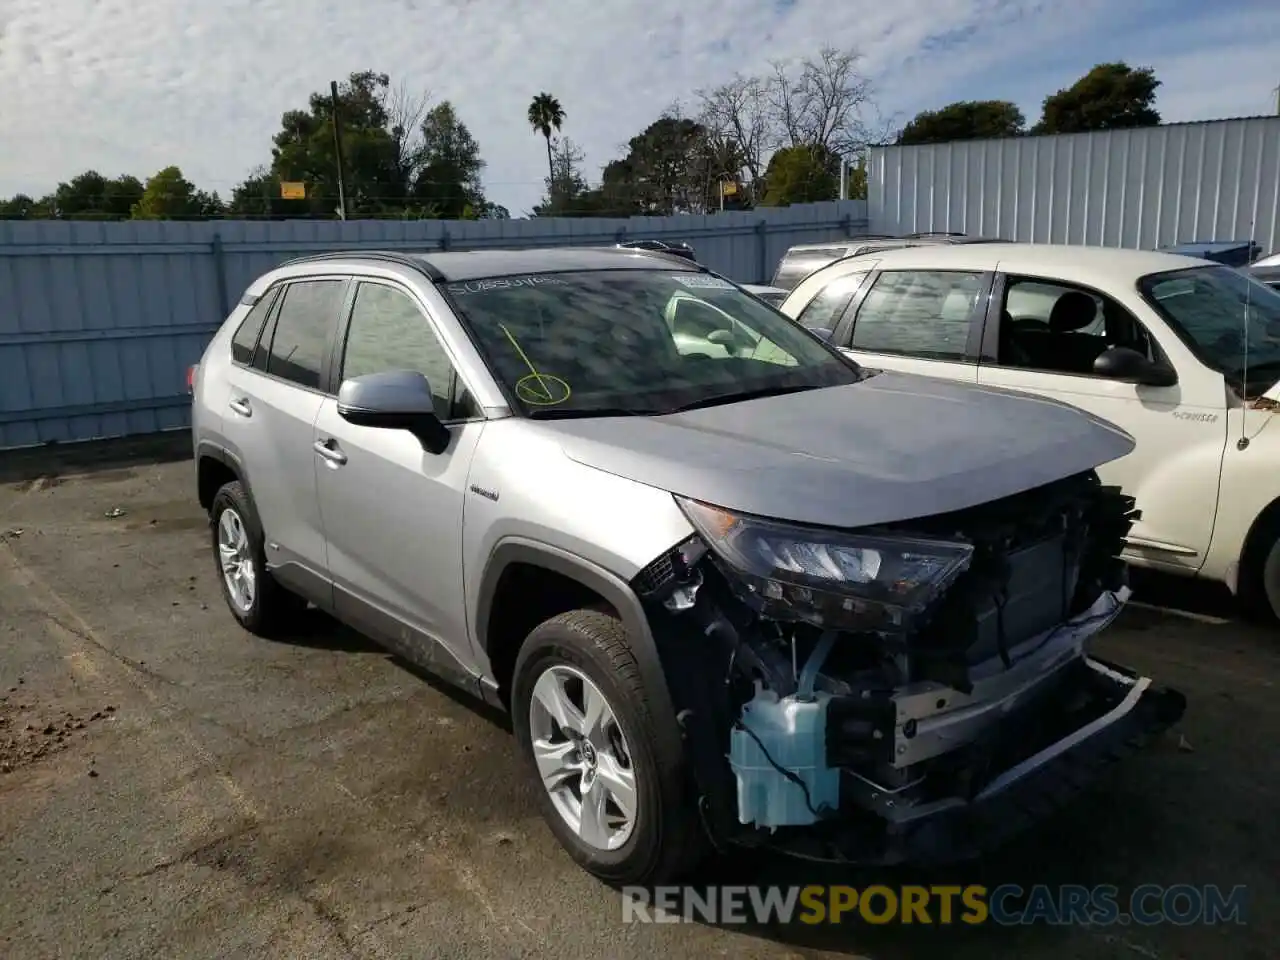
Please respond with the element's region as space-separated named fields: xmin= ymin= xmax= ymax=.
xmin=279 ymin=181 xmax=306 ymax=200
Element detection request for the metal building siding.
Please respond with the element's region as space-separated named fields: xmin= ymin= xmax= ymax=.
xmin=868 ymin=117 xmax=1280 ymax=252
xmin=0 ymin=200 xmax=869 ymax=449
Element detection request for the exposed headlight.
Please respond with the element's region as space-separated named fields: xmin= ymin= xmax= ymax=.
xmin=675 ymin=496 xmax=974 ymax=633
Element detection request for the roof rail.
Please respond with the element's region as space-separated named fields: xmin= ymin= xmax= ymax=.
xmin=276 ymin=249 xmax=445 ymax=281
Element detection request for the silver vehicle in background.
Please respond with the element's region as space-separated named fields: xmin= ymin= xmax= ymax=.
xmin=771 ymin=233 xmax=1002 ymax=291
xmin=189 ymin=244 xmax=1184 ymax=886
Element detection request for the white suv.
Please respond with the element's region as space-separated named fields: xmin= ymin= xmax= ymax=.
xmin=780 ymin=242 xmax=1280 ymax=620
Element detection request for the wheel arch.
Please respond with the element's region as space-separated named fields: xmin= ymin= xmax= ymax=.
xmin=196 ymin=440 xmax=252 ymax=514
xmin=1235 ymin=493 xmax=1280 ymax=606
xmin=475 ymin=538 xmax=682 ymax=756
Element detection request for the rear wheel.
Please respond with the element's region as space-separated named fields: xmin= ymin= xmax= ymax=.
xmin=209 ymin=480 xmax=307 ymax=636
xmin=511 ymin=610 xmax=703 ymax=885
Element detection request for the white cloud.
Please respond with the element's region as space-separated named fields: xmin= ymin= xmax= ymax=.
xmin=0 ymin=0 xmax=1276 ymax=215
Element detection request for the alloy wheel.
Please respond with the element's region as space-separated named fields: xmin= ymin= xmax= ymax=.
xmin=217 ymin=507 xmax=256 ymax=613
xmin=527 ymin=664 xmax=638 ymax=852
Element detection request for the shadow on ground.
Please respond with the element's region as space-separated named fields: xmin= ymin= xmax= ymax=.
xmin=0 ymin=431 xmax=194 ymax=486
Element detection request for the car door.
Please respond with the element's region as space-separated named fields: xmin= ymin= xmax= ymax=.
xmin=312 ymin=278 xmax=485 ymax=687
xmin=975 ymin=272 xmax=1228 ymax=573
xmin=829 ymin=269 xmax=990 ymax=383
xmin=222 ymin=276 xmax=349 ymax=588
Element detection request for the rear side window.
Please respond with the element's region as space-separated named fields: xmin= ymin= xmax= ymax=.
xmin=262 ymin=279 xmax=347 ymax=389
xmin=850 ymin=270 xmax=984 ymax=360
xmin=797 ymin=272 xmax=869 ymax=329
xmin=230 ymin=288 xmax=279 ymax=364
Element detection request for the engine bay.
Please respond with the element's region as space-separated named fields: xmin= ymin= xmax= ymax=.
xmin=632 ymin=470 xmax=1187 ymax=863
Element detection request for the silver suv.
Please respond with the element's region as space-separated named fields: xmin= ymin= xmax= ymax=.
xmin=191 ymin=246 xmax=1185 ymax=885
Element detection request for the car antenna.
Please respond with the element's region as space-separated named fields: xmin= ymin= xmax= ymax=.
xmin=1238 ymin=221 xmax=1255 ymax=451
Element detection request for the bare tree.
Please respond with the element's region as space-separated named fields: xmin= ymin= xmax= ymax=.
xmin=385 ymin=80 xmax=432 ymax=190
xmin=768 ymin=47 xmax=874 ymax=156
xmin=694 ymin=73 xmax=775 ymax=185
xmin=696 ymin=47 xmax=877 ymax=193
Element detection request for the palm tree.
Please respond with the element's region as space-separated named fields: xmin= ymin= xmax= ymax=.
xmin=527 ymin=93 xmax=565 ymax=186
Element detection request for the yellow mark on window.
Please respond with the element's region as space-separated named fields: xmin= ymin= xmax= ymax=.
xmin=500 ymin=323 xmax=572 ymax=405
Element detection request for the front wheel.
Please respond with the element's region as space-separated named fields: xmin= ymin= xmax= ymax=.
xmin=511 ymin=610 xmax=703 ymax=886
xmin=1240 ymin=522 xmax=1280 ymax=624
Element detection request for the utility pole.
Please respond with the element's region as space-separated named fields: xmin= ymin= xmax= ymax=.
xmin=330 ymin=80 xmax=350 ymax=220
xmin=838 ymin=157 xmax=849 ymax=200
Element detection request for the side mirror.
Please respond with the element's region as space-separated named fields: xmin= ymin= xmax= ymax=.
xmin=805 ymin=326 xmax=835 ymax=343
xmin=1092 ymin=346 xmax=1178 ymax=387
xmin=337 ymin=370 xmax=451 ymax=454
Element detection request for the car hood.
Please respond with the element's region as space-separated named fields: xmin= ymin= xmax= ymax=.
xmin=537 ymin=371 xmax=1136 ymax=529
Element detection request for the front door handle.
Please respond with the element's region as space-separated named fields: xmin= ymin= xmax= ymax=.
xmin=313 ymin=438 xmax=348 ymax=466
xmin=228 ymin=397 xmax=252 ymax=417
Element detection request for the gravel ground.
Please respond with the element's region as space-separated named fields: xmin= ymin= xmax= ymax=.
xmin=0 ymin=443 xmax=1276 ymax=959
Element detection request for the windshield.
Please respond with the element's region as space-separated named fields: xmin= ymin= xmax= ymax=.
xmin=442 ymin=269 xmax=862 ymax=417
xmin=1138 ymin=265 xmax=1280 ymax=392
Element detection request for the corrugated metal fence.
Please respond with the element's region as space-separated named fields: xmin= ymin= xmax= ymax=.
xmin=869 ymin=116 xmax=1280 ymax=252
xmin=0 ymin=200 xmax=868 ymax=449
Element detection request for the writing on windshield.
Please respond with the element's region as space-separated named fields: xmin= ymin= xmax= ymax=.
xmin=441 ymin=269 xmax=859 ymax=416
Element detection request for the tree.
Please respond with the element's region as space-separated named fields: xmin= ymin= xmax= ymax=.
xmin=255 ymin=70 xmax=406 ymax=218
xmin=532 ymin=137 xmax=594 ymax=216
xmin=527 ymin=93 xmax=566 ymax=188
xmin=696 ymin=46 xmax=877 ymax=203
xmin=131 ymin=166 xmax=222 ymax=219
xmin=897 ymin=100 xmax=1025 ymax=145
xmin=230 ymin=71 xmax=488 ymax=219
xmin=761 ymin=145 xmax=839 ymax=206
xmin=696 ymin=74 xmax=774 ymax=190
xmin=0 ymin=194 xmax=43 ymax=219
xmin=610 ymin=115 xmax=710 ymax=215
xmin=768 ymin=47 xmax=874 ymax=156
xmin=1034 ymin=63 xmax=1161 ymax=135
xmin=412 ymin=101 xmax=486 ymax=219
xmin=34 ymin=171 xmax=145 ymax=219
xmin=844 ymin=160 xmax=868 ymax=201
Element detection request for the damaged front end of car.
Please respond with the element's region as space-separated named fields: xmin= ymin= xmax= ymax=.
xmin=631 ymin=470 xmax=1187 ymax=865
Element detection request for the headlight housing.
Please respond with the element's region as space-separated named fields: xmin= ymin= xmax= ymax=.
xmin=676 ymin=496 xmax=974 ymax=633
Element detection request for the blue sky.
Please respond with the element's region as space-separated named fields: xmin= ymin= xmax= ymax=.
xmin=0 ymin=0 xmax=1277 ymax=216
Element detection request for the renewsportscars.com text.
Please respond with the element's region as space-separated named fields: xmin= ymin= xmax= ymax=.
xmin=621 ymin=884 xmax=1249 ymax=927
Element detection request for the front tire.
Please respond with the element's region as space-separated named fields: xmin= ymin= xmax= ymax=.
xmin=511 ymin=610 xmax=703 ymax=885
xmin=209 ymin=480 xmax=307 ymax=637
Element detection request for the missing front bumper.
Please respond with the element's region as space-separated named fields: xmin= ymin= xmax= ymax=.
xmin=749 ymin=655 xmax=1186 ymax=866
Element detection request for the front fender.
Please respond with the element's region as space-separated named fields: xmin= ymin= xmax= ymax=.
xmin=474 ymin=537 xmax=683 ymax=759
xmin=1204 ymin=410 xmax=1280 ymax=588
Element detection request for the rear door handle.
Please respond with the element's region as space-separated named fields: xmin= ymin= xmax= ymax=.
xmin=228 ymin=397 xmax=252 ymax=417
xmin=313 ymin=438 xmax=348 ymax=466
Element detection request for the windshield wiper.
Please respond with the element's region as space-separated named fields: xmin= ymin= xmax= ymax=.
xmin=526 ymin=406 xmax=659 ymax=420
xmin=662 ymin=383 xmax=814 ymax=414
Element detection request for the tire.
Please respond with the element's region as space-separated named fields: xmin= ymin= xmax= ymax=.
xmin=1239 ymin=516 xmax=1280 ymax=625
xmin=209 ymin=480 xmax=307 ymax=637
xmin=511 ymin=609 xmax=704 ymax=886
